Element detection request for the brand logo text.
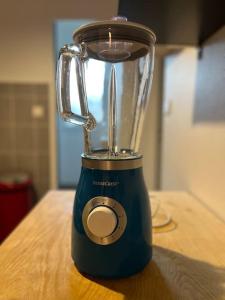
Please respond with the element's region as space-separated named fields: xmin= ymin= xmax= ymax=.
xmin=93 ymin=181 xmax=119 ymax=187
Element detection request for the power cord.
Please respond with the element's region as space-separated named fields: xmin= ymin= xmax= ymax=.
xmin=149 ymin=192 xmax=172 ymax=228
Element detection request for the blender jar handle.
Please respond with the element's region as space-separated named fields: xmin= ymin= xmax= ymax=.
xmin=56 ymin=44 xmax=96 ymax=131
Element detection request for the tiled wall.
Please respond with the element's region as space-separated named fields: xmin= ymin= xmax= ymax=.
xmin=0 ymin=83 xmax=49 ymax=199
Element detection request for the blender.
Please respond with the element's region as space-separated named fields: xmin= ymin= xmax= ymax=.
xmin=56 ymin=18 xmax=156 ymax=278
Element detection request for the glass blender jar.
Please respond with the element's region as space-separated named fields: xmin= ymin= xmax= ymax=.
xmin=56 ymin=18 xmax=156 ymax=278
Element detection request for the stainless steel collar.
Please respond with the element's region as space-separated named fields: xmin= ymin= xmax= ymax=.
xmin=81 ymin=156 xmax=142 ymax=170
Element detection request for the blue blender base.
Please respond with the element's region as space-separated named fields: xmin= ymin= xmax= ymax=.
xmin=72 ymin=166 xmax=152 ymax=279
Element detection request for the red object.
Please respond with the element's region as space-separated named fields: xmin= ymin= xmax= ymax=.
xmin=0 ymin=174 xmax=35 ymax=242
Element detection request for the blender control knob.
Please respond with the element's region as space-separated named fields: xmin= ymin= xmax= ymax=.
xmin=87 ymin=206 xmax=117 ymax=238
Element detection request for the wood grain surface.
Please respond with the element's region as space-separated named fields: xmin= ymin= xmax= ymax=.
xmin=0 ymin=191 xmax=224 ymax=300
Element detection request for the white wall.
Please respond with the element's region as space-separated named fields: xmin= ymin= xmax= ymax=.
xmin=161 ymin=27 xmax=225 ymax=221
xmin=0 ymin=0 xmax=118 ymax=187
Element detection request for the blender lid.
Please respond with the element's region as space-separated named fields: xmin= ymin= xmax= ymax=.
xmin=73 ymin=18 xmax=156 ymax=62
xmin=73 ymin=18 xmax=156 ymax=46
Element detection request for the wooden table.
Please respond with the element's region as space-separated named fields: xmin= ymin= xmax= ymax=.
xmin=0 ymin=191 xmax=224 ymax=300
